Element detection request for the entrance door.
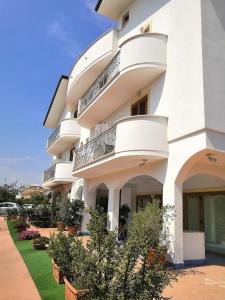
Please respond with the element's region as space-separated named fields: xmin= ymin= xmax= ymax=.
xmin=183 ymin=194 xmax=204 ymax=231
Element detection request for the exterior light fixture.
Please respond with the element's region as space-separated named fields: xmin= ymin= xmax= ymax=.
xmin=206 ymin=153 xmax=217 ymax=163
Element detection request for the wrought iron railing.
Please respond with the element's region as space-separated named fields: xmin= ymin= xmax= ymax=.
xmin=73 ymin=125 xmax=116 ymax=169
xmin=47 ymin=125 xmax=60 ymax=148
xmin=43 ymin=164 xmax=56 ymax=182
xmin=78 ymin=52 xmax=120 ymax=115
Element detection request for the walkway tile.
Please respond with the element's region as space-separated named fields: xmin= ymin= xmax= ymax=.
xmin=164 ymin=265 xmax=225 ymax=300
xmin=0 ymin=217 xmax=41 ymax=300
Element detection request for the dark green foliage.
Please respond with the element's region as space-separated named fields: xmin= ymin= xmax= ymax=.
xmin=0 ymin=183 xmax=17 ymax=203
xmin=55 ymin=199 xmax=84 ymax=226
xmin=71 ymin=204 xmax=176 ymax=300
xmin=48 ymin=231 xmax=75 ymax=279
xmin=31 ymin=204 xmax=52 ymax=227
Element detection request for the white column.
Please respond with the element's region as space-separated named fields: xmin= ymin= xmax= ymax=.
xmin=108 ymin=188 xmax=120 ymax=231
xmin=81 ymin=183 xmax=96 ymax=233
xmin=163 ymin=180 xmax=184 ymax=267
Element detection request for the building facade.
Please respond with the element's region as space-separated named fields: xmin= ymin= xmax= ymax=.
xmin=43 ymin=0 xmax=225 ymax=268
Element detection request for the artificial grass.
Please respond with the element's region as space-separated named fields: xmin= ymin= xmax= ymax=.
xmin=7 ymin=221 xmax=65 ymax=300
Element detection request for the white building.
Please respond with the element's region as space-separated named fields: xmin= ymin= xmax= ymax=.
xmin=43 ymin=0 xmax=225 ymax=268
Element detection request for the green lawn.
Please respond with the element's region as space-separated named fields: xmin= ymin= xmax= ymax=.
xmin=7 ymin=222 xmax=65 ymax=300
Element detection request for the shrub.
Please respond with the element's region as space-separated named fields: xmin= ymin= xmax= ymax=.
xmin=13 ymin=221 xmax=30 ymax=232
xmin=17 ymin=230 xmax=40 ymax=240
xmin=31 ymin=205 xmax=51 ymax=227
xmin=62 ymin=204 xmax=176 ymax=300
xmin=48 ymin=232 xmax=75 ymax=279
xmin=55 ymin=200 xmax=84 ymax=227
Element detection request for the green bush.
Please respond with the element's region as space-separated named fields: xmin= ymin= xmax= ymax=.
xmin=51 ymin=204 xmax=177 ymax=300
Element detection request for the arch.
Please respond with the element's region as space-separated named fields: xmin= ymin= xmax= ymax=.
xmin=116 ymin=172 xmax=164 ymax=191
xmin=175 ymin=149 xmax=225 ymax=185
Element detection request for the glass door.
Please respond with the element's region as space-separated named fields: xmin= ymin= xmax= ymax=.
xmin=183 ymin=194 xmax=204 ymax=232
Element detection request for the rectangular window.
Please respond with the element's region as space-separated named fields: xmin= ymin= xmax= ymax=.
xmin=131 ymin=95 xmax=148 ymax=116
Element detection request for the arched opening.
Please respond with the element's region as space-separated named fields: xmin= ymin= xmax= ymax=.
xmin=96 ymin=183 xmax=109 ymax=213
xmin=118 ymin=175 xmax=163 ymax=240
xmin=183 ymin=174 xmax=225 ymax=257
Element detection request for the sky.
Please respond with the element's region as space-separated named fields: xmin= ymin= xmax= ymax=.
xmin=0 ymin=0 xmax=115 ymax=186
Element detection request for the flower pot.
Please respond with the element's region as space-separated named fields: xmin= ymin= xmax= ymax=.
xmin=57 ymin=221 xmax=65 ymax=232
xmin=67 ymin=225 xmax=79 ymax=236
xmin=147 ymin=248 xmax=166 ymax=265
xmin=64 ymin=277 xmax=88 ymax=300
xmin=33 ymin=243 xmax=46 ymax=250
xmin=52 ymin=260 xmax=64 ymax=284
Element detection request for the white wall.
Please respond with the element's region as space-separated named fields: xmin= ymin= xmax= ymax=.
xmin=201 ymin=0 xmax=225 ymax=134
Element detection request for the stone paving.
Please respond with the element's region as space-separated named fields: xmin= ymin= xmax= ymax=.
xmin=0 ymin=217 xmax=41 ymax=300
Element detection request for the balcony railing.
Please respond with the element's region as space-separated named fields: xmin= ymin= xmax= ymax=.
xmin=78 ymin=52 xmax=120 ymax=115
xmin=47 ymin=125 xmax=60 ymax=148
xmin=73 ymin=125 xmax=116 ymax=169
xmin=43 ymin=164 xmax=56 ymax=182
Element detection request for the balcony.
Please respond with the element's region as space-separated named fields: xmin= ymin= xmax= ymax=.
xmin=67 ymin=29 xmax=119 ymax=111
xmin=77 ymin=33 xmax=167 ymax=128
xmin=73 ymin=115 xmax=168 ymax=178
xmin=47 ymin=118 xmax=80 ymax=155
xmin=43 ymin=161 xmax=74 ymax=188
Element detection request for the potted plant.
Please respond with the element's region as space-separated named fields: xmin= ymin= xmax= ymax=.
xmin=55 ymin=202 xmax=67 ymax=232
xmin=65 ymin=200 xmax=84 ymax=235
xmin=33 ymin=236 xmax=50 ymax=250
xmin=48 ymin=232 xmax=75 ymax=284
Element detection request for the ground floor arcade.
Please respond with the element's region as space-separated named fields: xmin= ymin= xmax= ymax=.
xmin=71 ymin=131 xmax=225 ymax=267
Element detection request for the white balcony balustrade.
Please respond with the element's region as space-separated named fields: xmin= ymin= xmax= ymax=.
xmin=47 ymin=118 xmax=80 ymax=155
xmin=73 ymin=115 xmax=168 ymax=178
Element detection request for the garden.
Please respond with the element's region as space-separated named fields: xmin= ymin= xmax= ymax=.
xmin=7 ymin=198 xmax=177 ymax=300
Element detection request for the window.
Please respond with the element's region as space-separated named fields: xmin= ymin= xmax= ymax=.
xmin=122 ymin=11 xmax=129 ymax=28
xmin=131 ymin=95 xmax=148 ymax=116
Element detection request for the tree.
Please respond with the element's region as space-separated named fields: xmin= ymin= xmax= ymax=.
xmin=0 ymin=183 xmax=18 ymax=203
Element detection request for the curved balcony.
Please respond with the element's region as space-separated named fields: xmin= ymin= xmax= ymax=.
xmin=47 ymin=118 xmax=80 ymax=155
xmin=77 ymin=33 xmax=167 ymax=128
xmin=67 ymin=29 xmax=119 ymax=111
xmin=72 ymin=115 xmax=168 ymax=178
xmin=42 ymin=161 xmax=74 ymax=188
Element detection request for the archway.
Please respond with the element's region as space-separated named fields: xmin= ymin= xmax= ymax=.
xmin=95 ymin=183 xmax=109 ymax=213
xmin=118 ymin=175 xmax=163 ymax=240
xmin=183 ymin=174 xmax=225 ymax=257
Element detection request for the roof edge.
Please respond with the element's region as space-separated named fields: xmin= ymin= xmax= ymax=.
xmin=43 ymin=75 xmax=69 ymax=127
xmin=95 ymin=0 xmax=103 ymax=11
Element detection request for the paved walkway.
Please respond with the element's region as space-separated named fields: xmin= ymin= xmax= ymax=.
xmin=164 ymin=261 xmax=225 ymax=300
xmin=0 ymin=217 xmax=41 ymax=300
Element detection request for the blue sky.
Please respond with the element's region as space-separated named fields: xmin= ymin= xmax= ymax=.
xmin=0 ymin=0 xmax=114 ymax=185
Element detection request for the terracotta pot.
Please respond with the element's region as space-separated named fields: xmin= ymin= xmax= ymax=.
xmin=57 ymin=221 xmax=65 ymax=232
xmin=33 ymin=243 xmax=46 ymax=250
xmin=64 ymin=277 xmax=88 ymax=300
xmin=67 ymin=225 xmax=79 ymax=236
xmin=147 ymin=248 xmax=166 ymax=265
xmin=52 ymin=260 xmax=64 ymax=284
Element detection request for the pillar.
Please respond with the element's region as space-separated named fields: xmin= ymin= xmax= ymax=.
xmin=107 ymin=188 xmax=120 ymax=231
xmin=163 ymin=180 xmax=184 ymax=268
xmin=81 ymin=183 xmax=96 ymax=233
